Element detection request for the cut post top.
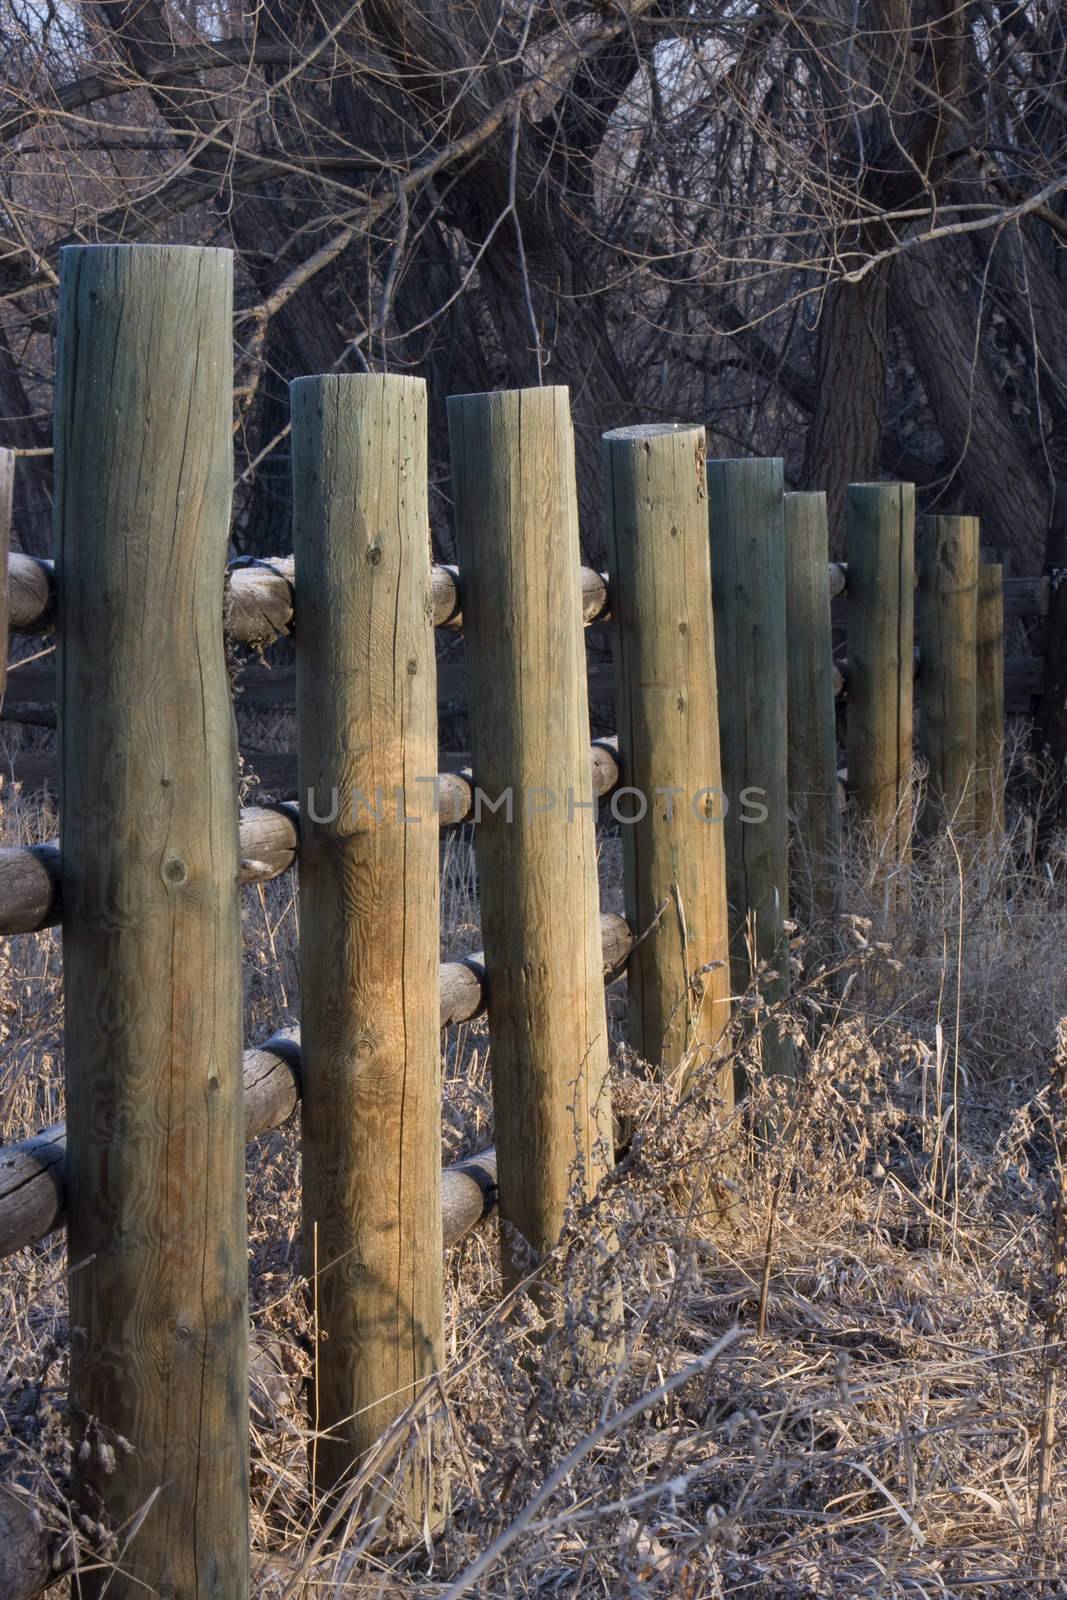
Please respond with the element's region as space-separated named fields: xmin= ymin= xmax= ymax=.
xmin=290 ymin=371 xmax=426 ymax=399
xmin=603 ymin=422 xmax=704 ymax=441
xmin=59 ymin=241 xmax=233 ymax=261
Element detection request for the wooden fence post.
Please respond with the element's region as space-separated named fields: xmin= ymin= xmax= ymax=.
xmin=918 ymin=514 xmax=979 ymax=836
xmin=602 ymin=423 xmax=731 ymax=1100
xmin=0 ymin=451 xmax=11 ymax=699
xmin=846 ymin=482 xmax=916 ymax=918
xmin=292 ymin=375 xmax=445 ymax=1525
xmin=784 ymin=491 xmax=840 ymax=955
xmin=56 ymin=245 xmax=248 ymax=1597
xmin=448 ymin=387 xmax=614 ymax=1286
xmin=976 ymin=562 xmax=1006 ymax=837
xmin=708 ymin=457 xmax=794 ymax=1082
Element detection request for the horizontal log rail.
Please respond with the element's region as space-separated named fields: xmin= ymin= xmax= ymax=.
xmin=829 ymin=561 xmax=1048 ymax=617
xmin=6 ymin=551 xmax=612 ymax=643
xmin=0 ymin=739 xmax=621 ymax=936
xmin=0 ymin=910 xmax=633 ymax=1260
xmin=7 ymin=551 xmax=1046 ymax=644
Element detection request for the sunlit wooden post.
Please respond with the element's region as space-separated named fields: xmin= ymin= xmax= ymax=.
xmin=448 ymin=386 xmax=614 ymax=1285
xmin=603 ymin=423 xmax=732 ymax=1099
xmin=293 ymin=373 xmax=445 ymax=1527
xmin=57 ymin=244 xmax=248 ymax=1598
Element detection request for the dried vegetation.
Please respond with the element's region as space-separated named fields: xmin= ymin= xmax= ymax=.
xmin=0 ymin=771 xmax=1065 ymax=1597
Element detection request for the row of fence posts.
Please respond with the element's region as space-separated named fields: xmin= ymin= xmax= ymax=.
xmin=42 ymin=243 xmax=1003 ymax=1595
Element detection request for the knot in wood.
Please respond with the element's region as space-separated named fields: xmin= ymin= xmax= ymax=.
xmin=162 ymin=854 xmax=188 ymax=887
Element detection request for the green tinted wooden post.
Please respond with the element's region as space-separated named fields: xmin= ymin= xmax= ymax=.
xmin=708 ymin=457 xmax=794 ymax=1082
xmin=918 ymin=514 xmax=979 ymax=836
xmin=57 ymin=245 xmax=248 ymax=1598
xmin=293 ymin=374 xmax=445 ymax=1527
xmin=975 ymin=562 xmax=1005 ymax=838
xmin=448 ymin=387 xmax=614 ymax=1285
xmin=846 ymin=482 xmax=916 ymax=923
xmin=603 ymin=423 xmax=731 ymax=1101
xmin=784 ymin=491 xmax=840 ymax=957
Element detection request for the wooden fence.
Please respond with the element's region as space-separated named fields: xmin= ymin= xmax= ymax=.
xmin=0 ymin=243 xmax=1020 ymax=1596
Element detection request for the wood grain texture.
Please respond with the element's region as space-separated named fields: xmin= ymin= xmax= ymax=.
xmin=975 ymin=563 xmax=1006 ymax=837
xmin=708 ymin=457 xmax=795 ymax=1080
xmin=918 ymin=514 xmax=979 ymax=836
xmin=292 ymin=373 xmax=444 ymax=1522
xmin=0 ymin=1120 xmax=66 ymax=1257
xmin=8 ymin=552 xmax=53 ymax=631
xmin=846 ymin=482 xmax=916 ymax=918
xmin=0 ymin=915 xmax=634 ymax=1262
xmin=784 ymin=492 xmax=840 ymax=947
xmin=448 ymin=386 xmax=614 ymax=1285
xmin=603 ymin=424 xmax=731 ymax=1097
xmin=56 ymin=245 xmax=248 ymax=1598
xmin=0 ymin=842 xmax=61 ymax=933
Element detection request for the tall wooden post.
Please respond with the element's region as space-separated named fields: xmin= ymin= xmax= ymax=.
xmin=292 ymin=375 xmax=444 ymax=1524
xmin=448 ymin=387 xmax=613 ymax=1285
xmin=0 ymin=450 xmax=12 ymax=699
xmin=708 ymin=457 xmax=794 ymax=1081
xmin=56 ymin=245 xmax=248 ymax=1598
xmin=975 ymin=562 xmax=1006 ymax=837
xmin=784 ymin=491 xmax=840 ymax=953
xmin=918 ymin=514 xmax=979 ymax=836
xmin=846 ymin=482 xmax=915 ymax=916
xmin=603 ymin=423 xmax=731 ymax=1100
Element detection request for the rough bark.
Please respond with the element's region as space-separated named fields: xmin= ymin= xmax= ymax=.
xmin=892 ymin=240 xmax=1051 ymax=567
xmin=804 ymin=271 xmax=890 ymax=545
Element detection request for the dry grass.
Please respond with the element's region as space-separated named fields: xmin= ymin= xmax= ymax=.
xmin=0 ymin=772 xmax=1066 ymax=1598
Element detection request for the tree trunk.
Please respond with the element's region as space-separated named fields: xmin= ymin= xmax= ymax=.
xmin=892 ymin=239 xmax=1051 ymax=568
xmin=803 ymin=268 xmax=890 ymax=550
xmin=0 ymin=325 xmax=51 ymax=556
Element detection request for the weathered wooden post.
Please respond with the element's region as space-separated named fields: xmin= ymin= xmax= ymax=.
xmin=0 ymin=450 xmax=12 ymax=698
xmin=784 ymin=491 xmax=840 ymax=953
xmin=975 ymin=561 xmax=1006 ymax=838
xmin=603 ymin=423 xmax=731 ymax=1099
xmin=846 ymin=482 xmax=916 ymax=918
xmin=56 ymin=245 xmax=248 ymax=1597
xmin=708 ymin=457 xmax=794 ymax=1082
xmin=448 ymin=387 xmax=614 ymax=1285
xmin=918 ymin=514 xmax=979 ymax=836
xmin=292 ymin=375 xmax=445 ymax=1524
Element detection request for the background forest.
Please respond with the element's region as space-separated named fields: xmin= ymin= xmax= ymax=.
xmin=2 ymin=0 xmax=1066 ymax=569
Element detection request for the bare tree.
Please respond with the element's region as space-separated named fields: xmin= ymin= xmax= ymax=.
xmin=1 ymin=0 xmax=1065 ymax=564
